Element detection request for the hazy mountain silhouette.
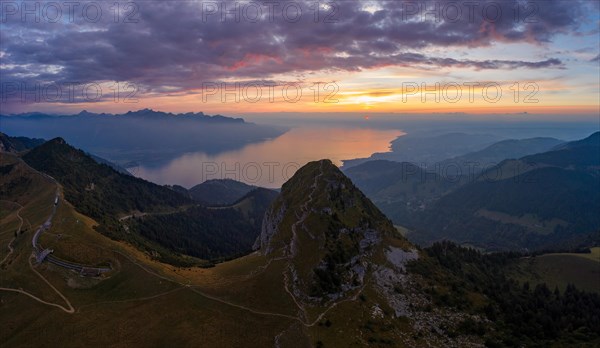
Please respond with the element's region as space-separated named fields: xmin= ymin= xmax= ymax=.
xmin=1 ymin=109 xmax=287 ymax=166
xmin=343 ymin=132 xmax=500 ymax=168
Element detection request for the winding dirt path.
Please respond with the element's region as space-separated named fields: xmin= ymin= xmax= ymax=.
xmin=27 ymin=255 xmax=75 ymax=313
xmin=76 ymin=287 xmax=187 ymax=313
xmin=187 ymin=287 xmax=301 ymax=321
xmin=0 ymin=286 xmax=74 ymax=313
xmin=0 ymin=256 xmax=74 ymax=314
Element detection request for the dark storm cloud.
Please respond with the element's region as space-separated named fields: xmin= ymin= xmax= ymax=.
xmin=0 ymin=0 xmax=591 ymax=96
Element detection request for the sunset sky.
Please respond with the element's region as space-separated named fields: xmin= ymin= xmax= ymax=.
xmin=1 ymin=0 xmax=599 ymax=117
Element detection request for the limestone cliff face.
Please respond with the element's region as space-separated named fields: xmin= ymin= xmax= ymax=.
xmin=253 ymin=202 xmax=286 ymax=254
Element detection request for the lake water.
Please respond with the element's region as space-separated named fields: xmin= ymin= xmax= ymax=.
xmin=133 ymin=127 xmax=403 ymax=188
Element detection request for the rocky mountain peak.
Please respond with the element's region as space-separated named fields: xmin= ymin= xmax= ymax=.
xmin=255 ymin=159 xmax=409 ymax=304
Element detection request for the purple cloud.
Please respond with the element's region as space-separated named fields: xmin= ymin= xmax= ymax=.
xmin=0 ymin=0 xmax=592 ymax=100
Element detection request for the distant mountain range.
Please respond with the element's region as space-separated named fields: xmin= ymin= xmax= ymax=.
xmin=436 ymin=137 xmax=564 ymax=175
xmin=345 ymin=136 xmax=566 ymax=227
xmin=348 ymin=132 xmax=600 ymax=251
xmin=1 ymin=109 xmax=287 ymax=165
xmin=343 ymin=132 xmax=501 ymax=168
xmin=3 ymin=109 xmax=246 ymax=123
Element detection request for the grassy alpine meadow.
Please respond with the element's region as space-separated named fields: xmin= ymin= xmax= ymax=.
xmin=511 ymin=249 xmax=600 ymax=294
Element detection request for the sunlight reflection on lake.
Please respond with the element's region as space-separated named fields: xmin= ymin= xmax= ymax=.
xmin=134 ymin=127 xmax=404 ymax=188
